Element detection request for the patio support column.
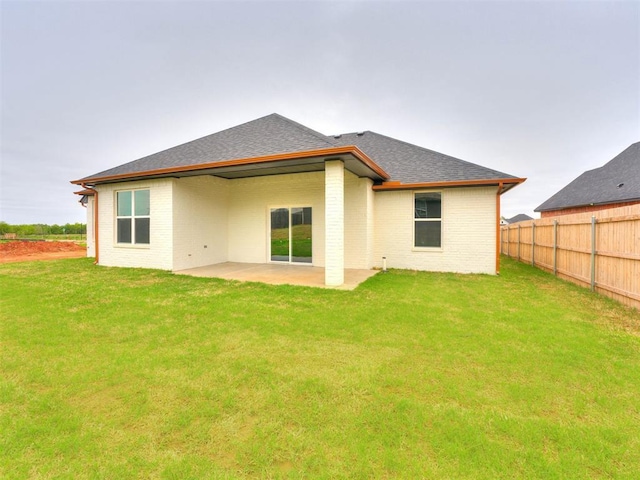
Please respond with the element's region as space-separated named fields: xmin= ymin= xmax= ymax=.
xmin=325 ymin=159 xmax=345 ymax=286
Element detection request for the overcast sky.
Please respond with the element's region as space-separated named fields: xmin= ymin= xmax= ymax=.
xmin=1 ymin=0 xmax=638 ymax=225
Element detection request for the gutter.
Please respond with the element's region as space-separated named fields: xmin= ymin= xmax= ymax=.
xmin=81 ymin=183 xmax=99 ymax=265
xmin=373 ymin=177 xmax=526 ymax=191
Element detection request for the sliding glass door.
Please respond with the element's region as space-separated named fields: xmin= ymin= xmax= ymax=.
xmin=270 ymin=207 xmax=312 ymax=264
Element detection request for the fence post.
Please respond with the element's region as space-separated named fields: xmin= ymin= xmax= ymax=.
xmin=517 ymin=225 xmax=521 ymax=261
xmin=505 ymin=226 xmax=509 ymax=256
xmin=553 ymin=219 xmax=558 ymax=276
xmin=531 ymin=223 xmax=535 ymax=266
xmin=590 ymin=216 xmax=596 ymax=291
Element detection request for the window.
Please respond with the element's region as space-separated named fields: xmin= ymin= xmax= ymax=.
xmin=414 ymin=192 xmax=441 ymax=248
xmin=116 ymin=189 xmax=150 ymax=245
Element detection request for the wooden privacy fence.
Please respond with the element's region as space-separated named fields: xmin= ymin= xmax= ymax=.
xmin=501 ymin=205 xmax=640 ymax=310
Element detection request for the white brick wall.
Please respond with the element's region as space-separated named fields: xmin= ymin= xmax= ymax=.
xmin=227 ymin=172 xmax=326 ymax=264
xmin=172 ymin=176 xmax=229 ymax=271
xmin=344 ymin=174 xmax=374 ymax=269
xmin=91 ymin=174 xmax=498 ymax=276
xmin=96 ymin=179 xmax=174 ymax=270
xmin=325 ymin=160 xmax=345 ymax=286
xmin=374 ymin=186 xmax=497 ymax=274
xmin=224 ymin=169 xmax=370 ymax=271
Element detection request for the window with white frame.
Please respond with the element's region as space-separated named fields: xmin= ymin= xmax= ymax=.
xmin=414 ymin=192 xmax=441 ymax=248
xmin=116 ymin=189 xmax=150 ymax=244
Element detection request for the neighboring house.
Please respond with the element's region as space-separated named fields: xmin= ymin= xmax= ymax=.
xmin=535 ymin=141 xmax=640 ymax=218
xmin=72 ymin=113 xmax=524 ymax=286
xmin=505 ymin=214 xmax=533 ymax=224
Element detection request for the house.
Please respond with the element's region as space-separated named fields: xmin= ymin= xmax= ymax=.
xmin=72 ymin=113 xmax=525 ymax=286
xmin=505 ymin=214 xmax=533 ymax=224
xmin=535 ymin=141 xmax=640 ymax=217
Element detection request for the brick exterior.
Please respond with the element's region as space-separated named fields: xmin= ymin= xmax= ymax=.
xmin=540 ymin=200 xmax=640 ymax=218
xmin=344 ymin=174 xmax=375 ymax=269
xmin=325 ymin=160 xmax=345 ymax=286
xmin=87 ymin=174 xmax=499 ymax=279
xmin=173 ymin=176 xmax=229 ymax=271
xmin=374 ymin=186 xmax=497 ymax=274
xmin=227 ymin=172 xmax=326 ymax=265
xmin=95 ymin=179 xmax=174 ymax=270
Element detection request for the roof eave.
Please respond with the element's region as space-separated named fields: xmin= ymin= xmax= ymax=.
xmin=535 ymin=195 xmax=640 ymax=213
xmin=372 ymin=177 xmax=526 ymax=192
xmin=71 ymin=146 xmax=390 ymax=186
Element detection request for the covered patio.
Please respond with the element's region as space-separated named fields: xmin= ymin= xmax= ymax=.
xmin=174 ymin=262 xmax=379 ymax=290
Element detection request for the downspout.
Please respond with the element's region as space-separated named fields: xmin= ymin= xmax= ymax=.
xmin=81 ymin=183 xmax=99 ymax=265
xmin=496 ymin=182 xmax=503 ymax=275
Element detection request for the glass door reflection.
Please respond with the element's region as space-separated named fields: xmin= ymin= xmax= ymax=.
xmin=270 ymin=207 xmax=312 ymax=264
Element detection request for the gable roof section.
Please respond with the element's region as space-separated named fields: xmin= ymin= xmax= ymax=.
xmin=78 ymin=113 xmax=339 ymax=182
xmin=72 ymin=113 xmax=524 ymax=192
xmin=535 ymin=142 xmax=640 ymax=212
xmin=332 ymin=131 xmax=519 ymax=188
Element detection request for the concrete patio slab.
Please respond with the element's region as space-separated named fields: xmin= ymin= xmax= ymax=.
xmin=174 ymin=262 xmax=378 ymax=290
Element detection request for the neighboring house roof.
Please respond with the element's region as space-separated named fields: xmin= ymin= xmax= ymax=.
xmin=535 ymin=142 xmax=640 ymax=212
xmin=506 ymin=214 xmax=533 ymax=223
xmin=73 ymin=113 xmax=524 ymax=191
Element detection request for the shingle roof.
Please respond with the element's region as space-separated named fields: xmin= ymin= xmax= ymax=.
xmin=77 ymin=113 xmax=520 ymax=185
xmin=332 ymin=131 xmax=517 ymax=183
xmin=535 ymin=142 xmax=640 ymax=212
xmin=506 ymin=214 xmax=533 ymax=223
xmin=80 ymin=113 xmax=337 ymax=181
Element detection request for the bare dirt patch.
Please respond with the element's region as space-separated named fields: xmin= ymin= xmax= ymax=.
xmin=0 ymin=240 xmax=87 ymax=264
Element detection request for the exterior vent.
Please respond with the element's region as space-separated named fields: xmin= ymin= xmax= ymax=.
xmin=356 ymin=132 xmax=365 ymax=136
xmin=333 ymin=134 xmax=342 ymax=139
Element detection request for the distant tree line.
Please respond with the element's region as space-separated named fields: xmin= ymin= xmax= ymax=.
xmin=0 ymin=221 xmax=86 ymax=236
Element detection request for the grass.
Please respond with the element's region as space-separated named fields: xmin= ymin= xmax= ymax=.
xmin=5 ymin=234 xmax=87 ymax=241
xmin=1 ymin=257 xmax=639 ymax=479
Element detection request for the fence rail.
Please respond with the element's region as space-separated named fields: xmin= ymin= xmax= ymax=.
xmin=501 ymin=205 xmax=640 ymax=310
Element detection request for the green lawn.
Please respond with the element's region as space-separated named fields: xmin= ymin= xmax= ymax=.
xmin=6 ymin=234 xmax=87 ymax=241
xmin=1 ymin=257 xmax=639 ymax=479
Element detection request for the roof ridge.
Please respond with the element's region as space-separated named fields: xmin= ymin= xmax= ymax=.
xmin=603 ymin=140 xmax=640 ymax=167
xmin=270 ymin=113 xmax=338 ymax=147
xmin=534 ymin=141 xmax=640 ymax=212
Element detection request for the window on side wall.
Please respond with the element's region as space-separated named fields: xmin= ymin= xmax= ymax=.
xmin=414 ymin=192 xmax=441 ymax=248
xmin=116 ymin=189 xmax=150 ymax=245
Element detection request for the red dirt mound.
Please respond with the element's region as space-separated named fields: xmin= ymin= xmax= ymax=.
xmin=0 ymin=240 xmax=87 ymax=264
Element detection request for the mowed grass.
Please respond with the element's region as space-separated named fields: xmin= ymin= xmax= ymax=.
xmin=1 ymin=258 xmax=639 ymax=479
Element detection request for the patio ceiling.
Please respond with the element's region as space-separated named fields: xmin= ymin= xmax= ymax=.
xmin=77 ymin=150 xmax=388 ymax=186
xmin=171 ymin=152 xmax=385 ymax=181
